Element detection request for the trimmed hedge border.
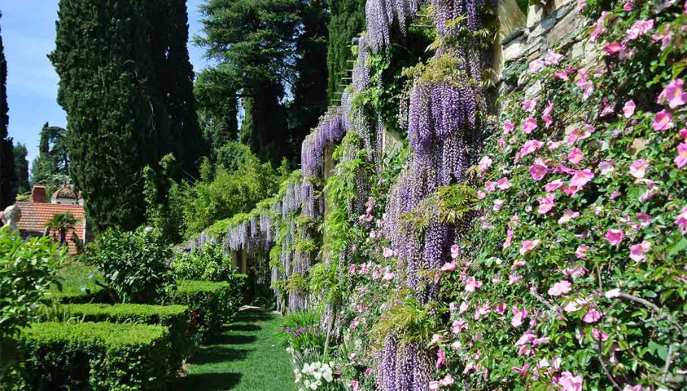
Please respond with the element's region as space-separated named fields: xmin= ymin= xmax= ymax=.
xmin=61 ymin=303 xmax=194 ymax=370
xmin=167 ymin=280 xmax=235 ymax=342
xmin=18 ymin=322 xmax=172 ymax=390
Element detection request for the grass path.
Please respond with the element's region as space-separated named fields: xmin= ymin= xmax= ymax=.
xmin=177 ymin=308 xmax=295 ymax=391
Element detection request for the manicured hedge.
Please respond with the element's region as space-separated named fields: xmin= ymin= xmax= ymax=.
xmin=61 ymin=303 xmax=193 ymax=370
xmin=18 ymin=322 xmax=172 ymax=390
xmin=167 ymin=280 xmax=237 ymax=342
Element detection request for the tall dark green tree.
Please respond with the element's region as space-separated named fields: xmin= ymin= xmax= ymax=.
xmin=0 ymin=12 xmax=15 ymax=209
xmin=326 ymin=0 xmax=366 ymax=99
xmin=12 ymin=143 xmax=29 ymax=195
xmin=196 ymin=0 xmax=301 ymax=164
xmin=31 ymin=123 xmax=69 ymax=187
xmin=195 ymin=66 xmax=239 ymax=151
xmin=51 ymin=0 xmax=203 ymax=230
xmin=287 ymin=0 xmax=329 ymax=157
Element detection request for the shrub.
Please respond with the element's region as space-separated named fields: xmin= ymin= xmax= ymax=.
xmin=85 ymin=227 xmax=172 ymax=303
xmin=60 ymin=303 xmax=193 ymax=371
xmin=48 ymin=260 xmax=112 ymax=304
xmin=171 ymin=242 xmax=245 ymax=284
xmin=166 ymin=280 xmax=238 ymax=342
xmin=18 ymin=321 xmax=172 ymax=390
xmin=280 ymin=310 xmax=326 ymax=354
xmin=0 ymin=227 xmax=64 ymax=383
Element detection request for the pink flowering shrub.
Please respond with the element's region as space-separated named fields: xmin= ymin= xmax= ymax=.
xmin=434 ymin=0 xmax=687 ymax=389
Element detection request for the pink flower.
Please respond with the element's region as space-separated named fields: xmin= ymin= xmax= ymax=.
xmin=564 ymin=266 xmax=588 ymax=278
xmin=511 ymin=306 xmax=527 ymax=327
xmin=439 ymin=374 xmax=454 ymax=387
xmin=583 ymin=308 xmax=603 ymax=323
xmin=503 ymin=120 xmax=515 ymax=134
xmin=623 ymin=0 xmax=633 ymax=10
xmin=625 ymin=19 xmax=654 ymax=41
xmin=512 ymin=363 xmax=530 ymax=377
xmin=517 ymin=139 xmax=544 ymax=160
xmin=592 ymin=328 xmax=609 ymax=341
xmin=590 ymin=12 xmax=608 ymax=41
xmin=497 ymin=177 xmax=512 ymax=190
xmin=382 ymin=271 xmax=395 ymax=281
xmin=503 ymin=228 xmax=514 ymax=249
xmin=383 ymin=247 xmax=394 ymax=258
xmin=637 ymin=212 xmax=652 ymax=227
xmin=478 ymin=156 xmax=493 ymax=174
xmin=485 ymin=181 xmax=496 ymax=192
xmin=523 ymin=117 xmax=538 ymax=134
xmin=351 ymin=380 xmax=360 ymax=391
xmin=603 ymin=41 xmax=624 ymax=56
xmin=605 ymin=288 xmax=621 ymax=299
xmin=542 ymin=100 xmax=554 ymax=128
xmin=558 ymin=371 xmax=583 ymax=391
xmin=429 ymin=381 xmax=440 ymax=391
xmin=680 ymin=128 xmax=687 ymax=139
xmin=652 ymin=110 xmax=674 ymax=131
xmin=576 ymin=70 xmax=594 ymax=100
xmin=629 ymin=241 xmax=651 ymax=262
xmin=495 ymin=303 xmax=507 ymax=315
xmin=522 ymin=98 xmax=538 ymax=113
xmin=537 ymin=193 xmax=555 ymax=214
xmin=436 ymin=349 xmax=446 ymax=368
xmin=568 ymin=148 xmax=584 ymax=164
xmin=544 ymin=50 xmax=564 ymax=65
xmin=555 ymin=70 xmax=570 ymax=80
xmin=441 ymin=261 xmax=457 ymax=272
xmin=559 ymin=209 xmax=580 ymax=224
xmin=652 ymin=28 xmax=673 ymax=50
xmin=465 ymin=277 xmax=482 ymax=292
xmin=548 ymin=280 xmax=572 ymax=296
xmin=451 ymin=319 xmax=467 ymax=334
xmin=605 ymin=228 xmax=625 ymax=246
xmin=529 ymin=59 xmax=545 ymax=73
xmin=569 ymin=169 xmax=595 ymax=192
xmin=530 ymin=159 xmax=549 ymax=181
xmin=599 ymin=160 xmax=615 ymax=176
xmin=629 ymin=159 xmax=649 ymax=178
xmin=675 ymin=207 xmax=687 ymax=234
xmin=658 ymin=79 xmax=687 ymax=109
xmin=545 ymin=179 xmax=564 ymax=192
xmin=450 ymin=244 xmax=460 ymax=259
xmin=575 ymin=245 xmax=590 ymax=259
xmin=623 ymin=100 xmax=636 ymax=118
xmin=677 ymin=143 xmax=687 ymax=169
xmin=576 ymin=0 xmax=586 ymax=11
xmin=519 ymin=240 xmax=541 ymax=255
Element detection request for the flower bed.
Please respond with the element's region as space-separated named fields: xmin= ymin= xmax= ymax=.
xmin=18 ymin=321 xmax=172 ymax=390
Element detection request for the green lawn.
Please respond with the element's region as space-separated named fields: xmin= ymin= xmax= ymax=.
xmin=177 ymin=308 xmax=296 ymax=391
xmin=48 ymin=260 xmax=105 ymax=300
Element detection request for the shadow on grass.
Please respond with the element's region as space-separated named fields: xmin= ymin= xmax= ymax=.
xmin=207 ymin=334 xmax=257 ymax=345
xmin=191 ymin=347 xmax=253 ymax=365
xmin=225 ymin=324 xmax=261 ymax=332
xmin=177 ymin=372 xmax=242 ymax=390
xmin=233 ymin=310 xmax=275 ymax=322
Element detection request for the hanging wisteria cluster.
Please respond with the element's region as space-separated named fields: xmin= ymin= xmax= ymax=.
xmin=376 ymin=0 xmax=486 ymax=388
xmin=352 ymin=35 xmax=372 ymax=93
xmin=365 ymin=0 xmax=423 ymax=52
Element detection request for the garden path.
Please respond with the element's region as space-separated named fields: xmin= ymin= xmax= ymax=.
xmin=177 ymin=308 xmax=295 ymax=391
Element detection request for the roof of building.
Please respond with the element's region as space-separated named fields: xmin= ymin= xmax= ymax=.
xmin=15 ymin=202 xmax=86 ymax=255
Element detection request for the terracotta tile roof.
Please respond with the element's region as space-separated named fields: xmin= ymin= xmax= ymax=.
xmin=16 ymin=202 xmax=87 ymax=255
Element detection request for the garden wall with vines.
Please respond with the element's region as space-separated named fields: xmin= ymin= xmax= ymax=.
xmin=187 ymin=0 xmax=687 ymax=389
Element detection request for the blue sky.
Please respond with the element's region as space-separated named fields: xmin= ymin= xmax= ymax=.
xmin=1 ymin=0 xmax=209 ymax=166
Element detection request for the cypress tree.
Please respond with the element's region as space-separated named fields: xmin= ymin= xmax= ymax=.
xmin=0 ymin=12 xmax=15 ymax=209
xmin=51 ymin=0 xmax=202 ymax=230
xmin=13 ymin=143 xmax=29 ymax=195
xmin=326 ymin=0 xmax=366 ymax=100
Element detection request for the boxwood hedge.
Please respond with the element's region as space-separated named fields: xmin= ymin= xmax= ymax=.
xmin=18 ymin=322 xmax=172 ymax=390
xmin=60 ymin=303 xmax=193 ymax=370
xmin=167 ymin=280 xmax=238 ymax=342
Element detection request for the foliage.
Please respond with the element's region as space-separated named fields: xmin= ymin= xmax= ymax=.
xmin=48 ymin=260 xmax=108 ymax=303
xmin=50 ymin=0 xmax=203 ymax=231
xmin=172 ymin=242 xmax=246 ymax=284
xmin=12 ymin=143 xmax=29 ymax=195
xmin=59 ymin=303 xmax=194 ymax=370
xmin=84 ymin=227 xmax=172 ymax=304
xmin=280 ymin=310 xmax=326 ymax=353
xmin=167 ymin=280 xmax=239 ymax=342
xmin=326 ymin=0 xmax=366 ymax=99
xmin=18 ymin=321 xmax=172 ymax=390
xmin=171 ymin=143 xmax=279 ymax=237
xmin=45 ymin=212 xmax=78 ymax=247
xmin=435 ymin=1 xmax=687 ymax=389
xmin=30 ymin=123 xmax=70 ymax=190
xmin=0 ymin=227 xmax=64 ymax=383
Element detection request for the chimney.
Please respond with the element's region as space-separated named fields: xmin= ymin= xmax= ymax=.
xmin=31 ymin=186 xmax=48 ymax=203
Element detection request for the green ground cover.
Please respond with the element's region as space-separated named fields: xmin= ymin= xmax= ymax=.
xmin=177 ymin=308 xmax=295 ymax=391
